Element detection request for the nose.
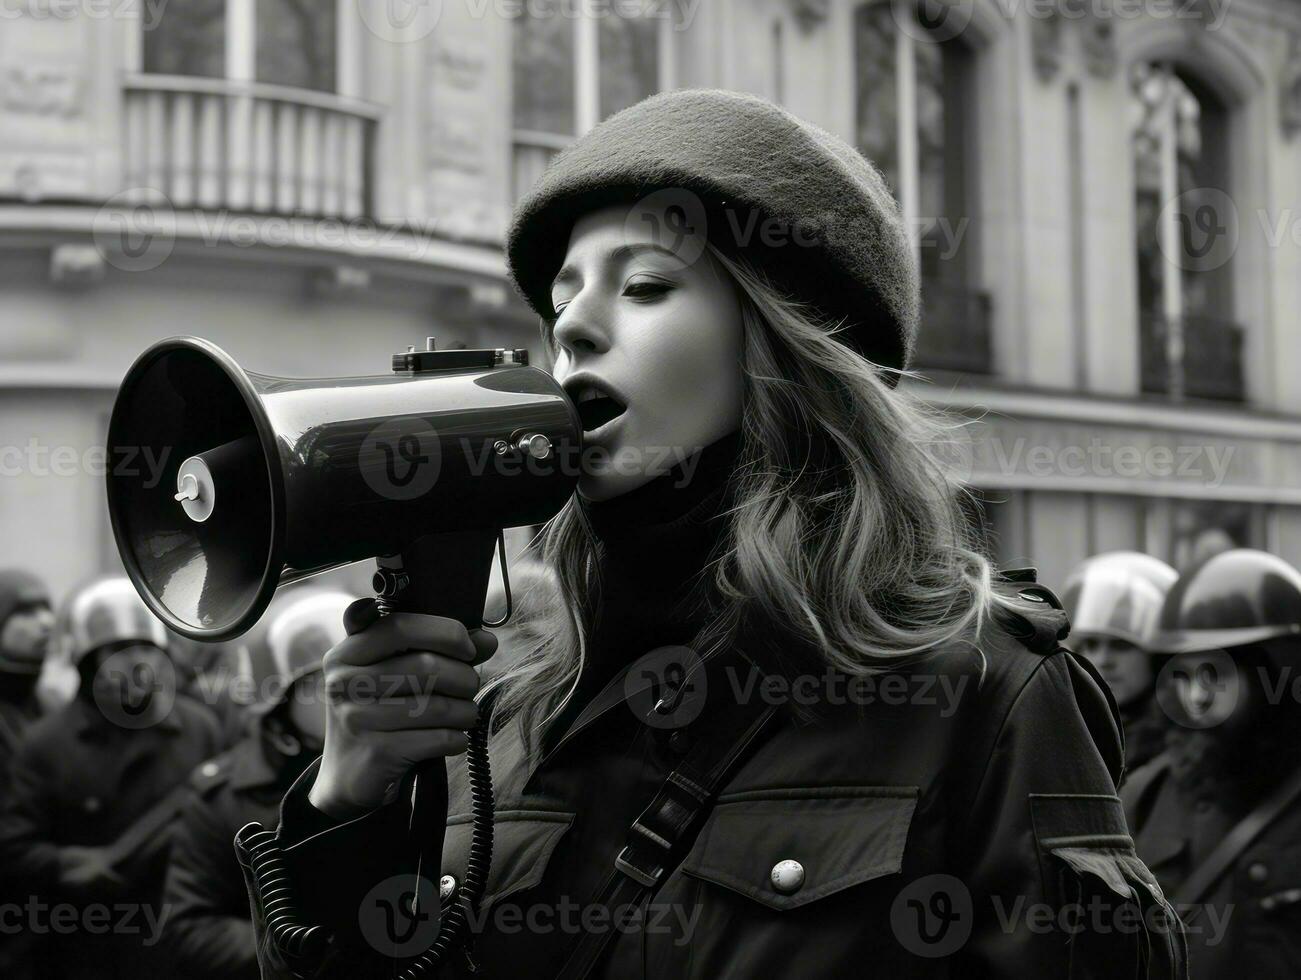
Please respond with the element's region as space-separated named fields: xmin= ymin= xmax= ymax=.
xmin=551 ymin=297 xmax=610 ymax=358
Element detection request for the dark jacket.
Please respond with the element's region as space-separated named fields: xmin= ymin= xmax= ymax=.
xmin=1123 ymin=752 xmax=1301 ymax=980
xmin=163 ymin=706 xmax=319 ymax=980
xmin=0 ymin=672 xmax=43 ymax=980
xmin=1120 ymin=697 xmax=1169 ymax=776
xmin=0 ymin=673 xmax=41 ymax=782
xmin=0 ymin=693 xmax=222 ymax=980
xmin=238 ymin=588 xmax=1187 ymax=979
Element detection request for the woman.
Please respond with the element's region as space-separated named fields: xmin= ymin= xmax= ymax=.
xmin=1061 ymin=551 xmax=1178 ymax=774
xmin=239 ymin=90 xmax=1185 ymax=979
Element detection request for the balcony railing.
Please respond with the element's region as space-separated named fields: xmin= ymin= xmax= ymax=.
xmin=512 ymin=130 xmax=570 ymax=202
xmin=913 ymin=280 xmax=994 ymax=374
xmin=1140 ymin=311 xmax=1246 ymax=402
xmin=122 ymin=74 xmax=380 ymax=219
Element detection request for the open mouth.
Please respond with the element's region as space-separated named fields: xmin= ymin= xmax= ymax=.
xmin=565 ymin=378 xmax=629 ymax=434
xmin=576 ymin=395 xmax=626 ymax=433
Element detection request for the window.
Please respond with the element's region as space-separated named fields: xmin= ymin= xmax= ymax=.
xmin=597 ymin=12 xmax=660 ymax=118
xmin=511 ymin=7 xmax=670 ymax=199
xmin=512 ymin=12 xmax=575 ymax=137
xmin=257 ymin=0 xmax=337 ymax=93
xmin=143 ymin=0 xmax=338 ymax=93
xmin=855 ymin=1 xmax=988 ymax=373
xmin=1130 ymin=63 xmax=1242 ymax=400
xmin=144 ymin=0 xmax=226 ymax=78
xmin=1169 ymin=500 xmax=1255 ymax=572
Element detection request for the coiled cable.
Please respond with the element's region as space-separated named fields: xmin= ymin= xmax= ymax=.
xmin=237 ymin=720 xmax=495 ymax=976
xmin=398 ymin=719 xmax=494 ymax=978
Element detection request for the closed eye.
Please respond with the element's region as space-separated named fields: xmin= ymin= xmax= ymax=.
xmin=623 ymin=278 xmax=673 ymax=301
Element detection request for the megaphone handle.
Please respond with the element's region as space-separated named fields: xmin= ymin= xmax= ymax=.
xmin=374 ymin=528 xmax=501 ymax=930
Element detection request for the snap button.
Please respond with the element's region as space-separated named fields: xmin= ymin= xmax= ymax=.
xmin=668 ymin=730 xmax=693 ymax=756
xmin=439 ymin=875 xmax=457 ymax=901
xmin=201 ymin=761 xmax=220 ymax=778
xmin=770 ymin=859 xmax=805 ymax=895
xmin=1247 ymin=862 xmax=1269 ymax=883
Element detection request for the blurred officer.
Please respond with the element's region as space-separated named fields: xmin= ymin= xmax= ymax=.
xmin=169 ymin=630 xmax=253 ymax=747
xmin=0 ymin=570 xmax=53 ymax=783
xmin=1062 ymin=551 xmax=1177 ymax=773
xmin=162 ymin=591 xmax=349 ymax=980
xmin=0 ymin=570 xmax=53 ymax=980
xmin=1122 ymin=549 xmax=1301 ymax=980
xmin=0 ymin=577 xmax=222 ymax=980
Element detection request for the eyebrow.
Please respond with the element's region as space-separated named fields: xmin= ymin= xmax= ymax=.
xmin=551 ymin=241 xmax=687 ymax=293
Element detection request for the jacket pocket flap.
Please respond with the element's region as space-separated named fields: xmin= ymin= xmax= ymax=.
xmin=443 ymin=808 xmax=574 ymax=911
xmin=679 ymin=786 xmax=919 ymax=911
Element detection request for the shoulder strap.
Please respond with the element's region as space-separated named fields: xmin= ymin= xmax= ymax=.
xmin=555 ymin=672 xmax=778 ymax=980
xmin=1172 ymin=764 xmax=1301 ymax=907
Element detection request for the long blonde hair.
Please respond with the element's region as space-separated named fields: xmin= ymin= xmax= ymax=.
xmin=484 ymin=244 xmax=1000 ymax=753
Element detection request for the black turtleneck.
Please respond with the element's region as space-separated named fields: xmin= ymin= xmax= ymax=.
xmin=570 ymin=429 xmax=743 ymax=705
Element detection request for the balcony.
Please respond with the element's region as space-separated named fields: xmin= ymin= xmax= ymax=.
xmin=122 ymin=74 xmax=379 ymax=219
xmin=1140 ymin=311 xmax=1246 ymax=402
xmin=913 ymin=280 xmax=994 ymax=374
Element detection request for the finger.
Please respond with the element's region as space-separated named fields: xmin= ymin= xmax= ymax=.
xmin=468 ymin=629 xmax=499 ymax=667
xmin=386 ymin=727 xmax=471 ymax=762
xmin=343 ymin=597 xmax=381 ymax=637
xmin=328 ymin=653 xmax=480 ymax=701
xmin=328 ymin=612 xmax=477 ymax=667
xmin=346 ymin=694 xmax=480 ymax=733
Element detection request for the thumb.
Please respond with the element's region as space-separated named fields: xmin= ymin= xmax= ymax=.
xmin=468 ymin=629 xmax=499 ymax=666
xmin=342 ymin=597 xmax=382 ymax=637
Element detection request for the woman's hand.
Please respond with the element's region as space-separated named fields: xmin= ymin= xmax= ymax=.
xmin=308 ymin=598 xmax=497 ymax=821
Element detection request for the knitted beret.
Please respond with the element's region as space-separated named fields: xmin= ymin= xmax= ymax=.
xmin=506 ymin=88 xmax=918 ymax=372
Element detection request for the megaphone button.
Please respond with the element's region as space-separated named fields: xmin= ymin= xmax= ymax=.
xmin=516 ymin=433 xmax=552 ymax=460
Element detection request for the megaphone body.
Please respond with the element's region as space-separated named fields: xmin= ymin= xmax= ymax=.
xmin=107 ymin=336 xmax=581 ymax=962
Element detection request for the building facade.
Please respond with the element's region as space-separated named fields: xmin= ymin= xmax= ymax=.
xmin=2 ymin=0 xmax=1301 ymax=598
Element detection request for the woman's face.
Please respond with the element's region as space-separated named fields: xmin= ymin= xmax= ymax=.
xmin=548 ymin=202 xmax=745 ymax=502
xmin=1076 ymin=636 xmax=1155 ymax=708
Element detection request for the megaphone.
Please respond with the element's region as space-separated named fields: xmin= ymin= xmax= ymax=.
xmin=106 ymin=336 xmax=580 ymax=639
xmin=106 ymin=335 xmax=581 ymax=966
